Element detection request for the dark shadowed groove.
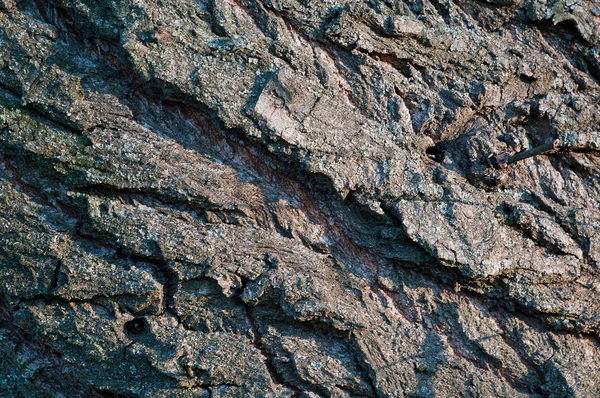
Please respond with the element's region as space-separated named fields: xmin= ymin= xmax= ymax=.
xmin=241 ymin=302 xmax=303 ymax=395
xmin=94 ymin=388 xmax=139 ymax=398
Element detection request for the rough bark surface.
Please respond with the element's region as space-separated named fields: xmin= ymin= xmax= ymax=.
xmin=1 ymin=0 xmax=600 ymax=396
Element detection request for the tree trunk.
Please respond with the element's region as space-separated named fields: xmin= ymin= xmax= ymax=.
xmin=1 ymin=0 xmax=599 ymax=396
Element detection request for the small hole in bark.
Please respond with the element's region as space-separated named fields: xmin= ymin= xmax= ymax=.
xmin=518 ymin=73 xmax=536 ymax=84
xmin=426 ymin=145 xmax=444 ymax=162
xmin=124 ymin=318 xmax=145 ymax=336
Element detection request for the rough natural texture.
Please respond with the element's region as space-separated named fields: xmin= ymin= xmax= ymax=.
xmin=1 ymin=0 xmax=599 ymax=396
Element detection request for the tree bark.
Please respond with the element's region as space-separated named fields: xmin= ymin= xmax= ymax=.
xmin=1 ymin=0 xmax=599 ymax=396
